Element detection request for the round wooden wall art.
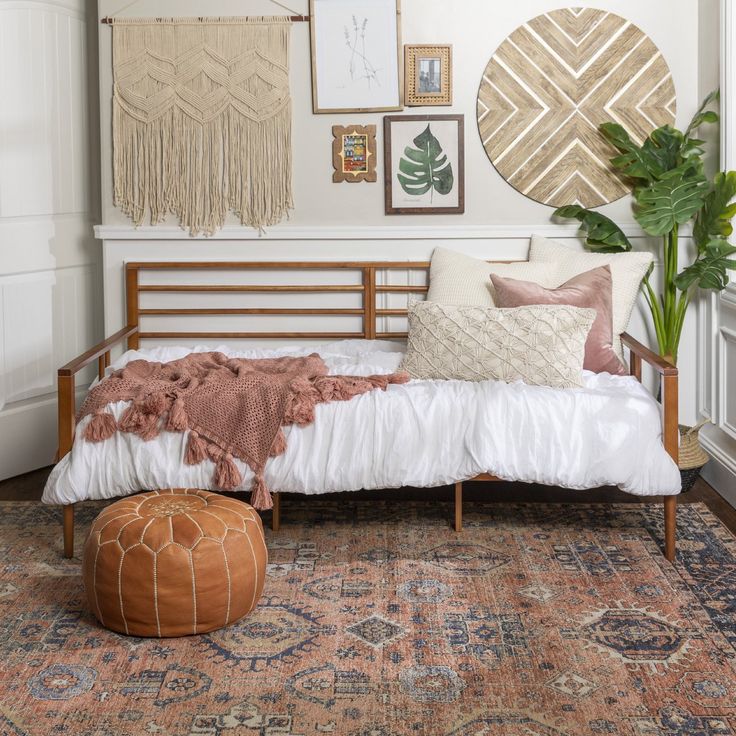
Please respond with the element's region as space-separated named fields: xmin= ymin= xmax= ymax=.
xmin=477 ymin=8 xmax=676 ymax=207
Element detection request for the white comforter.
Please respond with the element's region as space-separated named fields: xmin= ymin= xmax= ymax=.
xmin=43 ymin=339 xmax=681 ymax=505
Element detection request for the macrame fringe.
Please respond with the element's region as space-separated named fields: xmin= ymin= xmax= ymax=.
xmin=112 ymin=21 xmax=293 ymax=236
xmin=250 ymin=474 xmax=273 ymax=510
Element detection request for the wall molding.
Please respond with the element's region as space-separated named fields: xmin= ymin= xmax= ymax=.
xmin=721 ymin=283 xmax=736 ymax=309
xmin=0 ymin=0 xmax=87 ymax=20
xmin=94 ymin=222 xmax=669 ymax=242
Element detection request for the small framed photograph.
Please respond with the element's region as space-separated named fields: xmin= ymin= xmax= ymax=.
xmin=332 ymin=125 xmax=377 ymax=183
xmin=309 ymin=0 xmax=403 ymax=114
xmin=405 ymin=45 xmax=452 ymax=106
xmin=384 ymin=114 xmax=464 ymax=215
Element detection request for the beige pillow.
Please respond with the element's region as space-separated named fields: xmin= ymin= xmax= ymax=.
xmin=426 ymin=247 xmax=553 ymax=306
xmin=529 ymin=235 xmax=653 ymax=357
xmin=402 ymin=300 xmax=595 ymax=389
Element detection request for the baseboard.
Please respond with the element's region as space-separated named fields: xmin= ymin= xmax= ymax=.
xmin=700 ymin=424 xmax=736 ymax=508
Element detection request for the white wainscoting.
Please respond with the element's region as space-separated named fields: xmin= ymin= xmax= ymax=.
xmin=98 ymin=225 xmax=701 ymax=427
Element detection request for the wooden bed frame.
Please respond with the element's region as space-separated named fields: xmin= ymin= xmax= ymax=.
xmin=57 ymin=261 xmax=680 ymax=560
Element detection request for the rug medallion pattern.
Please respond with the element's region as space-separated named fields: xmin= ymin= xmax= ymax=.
xmin=0 ymin=501 xmax=735 ymax=735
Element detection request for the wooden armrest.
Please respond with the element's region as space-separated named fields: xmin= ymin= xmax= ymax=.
xmin=620 ymin=332 xmax=679 ymax=466
xmin=620 ymin=332 xmax=677 ymax=376
xmin=58 ymin=325 xmax=139 ymax=377
xmin=56 ymin=324 xmax=138 ymax=462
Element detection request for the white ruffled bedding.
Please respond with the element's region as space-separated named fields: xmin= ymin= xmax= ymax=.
xmin=42 ymin=339 xmax=681 ymax=505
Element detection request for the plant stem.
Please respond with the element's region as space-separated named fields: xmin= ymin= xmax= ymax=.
xmin=661 ymin=225 xmax=680 ymax=363
xmin=642 ymin=274 xmax=666 ymax=355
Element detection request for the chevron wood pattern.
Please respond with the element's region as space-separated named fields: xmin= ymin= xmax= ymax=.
xmin=477 ymin=8 xmax=676 ymax=208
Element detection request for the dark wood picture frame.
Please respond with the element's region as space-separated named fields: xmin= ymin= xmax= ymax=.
xmin=332 ymin=125 xmax=377 ymax=183
xmin=384 ymin=114 xmax=464 ymax=215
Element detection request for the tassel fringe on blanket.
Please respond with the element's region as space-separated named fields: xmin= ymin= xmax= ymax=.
xmin=78 ymin=352 xmax=409 ymax=511
xmin=112 ymin=17 xmax=293 ymax=236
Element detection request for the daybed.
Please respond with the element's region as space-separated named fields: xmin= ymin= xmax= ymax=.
xmin=46 ymin=260 xmax=681 ymax=560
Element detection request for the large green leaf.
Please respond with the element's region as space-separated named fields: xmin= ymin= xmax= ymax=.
xmin=397 ymin=125 xmax=453 ymax=198
xmin=693 ymin=171 xmax=736 ymax=248
xmin=684 ymin=89 xmax=720 ymax=140
xmin=633 ymin=165 xmax=709 ymax=235
xmin=674 ymin=239 xmax=736 ymax=291
xmin=600 ymin=123 xmax=663 ymax=182
xmin=553 ymin=206 xmax=632 ymax=252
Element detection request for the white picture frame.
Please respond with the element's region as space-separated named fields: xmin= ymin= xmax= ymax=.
xmin=309 ymin=0 xmax=403 ymax=114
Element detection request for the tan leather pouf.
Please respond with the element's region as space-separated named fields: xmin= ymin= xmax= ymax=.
xmin=82 ymin=489 xmax=267 ymax=637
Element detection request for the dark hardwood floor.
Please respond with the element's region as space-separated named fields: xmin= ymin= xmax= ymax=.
xmin=3 ymin=466 xmax=735 ymax=535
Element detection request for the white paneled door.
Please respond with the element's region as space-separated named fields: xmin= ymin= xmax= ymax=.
xmin=0 ymin=0 xmax=100 ymax=480
xmin=700 ymin=0 xmax=736 ymax=502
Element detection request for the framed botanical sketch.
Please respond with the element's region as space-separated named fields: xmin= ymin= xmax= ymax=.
xmin=384 ymin=114 xmax=464 ymax=215
xmin=309 ymin=0 xmax=403 ymax=113
xmin=332 ymin=125 xmax=377 ymax=182
xmin=405 ymin=45 xmax=452 ymax=106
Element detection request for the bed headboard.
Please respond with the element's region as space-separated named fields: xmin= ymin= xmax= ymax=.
xmin=124 ymin=260 xmax=437 ymax=349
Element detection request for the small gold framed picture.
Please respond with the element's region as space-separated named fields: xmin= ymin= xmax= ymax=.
xmin=332 ymin=125 xmax=377 ymax=183
xmin=404 ymin=45 xmax=452 ymax=106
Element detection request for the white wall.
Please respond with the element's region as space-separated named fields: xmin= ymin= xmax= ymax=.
xmin=96 ymin=0 xmax=712 ymax=425
xmin=0 ymin=0 xmax=101 ymax=479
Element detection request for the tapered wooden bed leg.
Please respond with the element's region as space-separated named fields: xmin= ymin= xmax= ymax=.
xmin=664 ymin=495 xmax=676 ymax=562
xmin=271 ymin=493 xmax=280 ymax=532
xmin=454 ymin=482 xmax=462 ymax=532
xmin=63 ymin=505 xmax=75 ymax=558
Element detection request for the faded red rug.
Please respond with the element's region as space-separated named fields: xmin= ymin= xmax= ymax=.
xmin=1 ymin=500 xmax=735 ymax=735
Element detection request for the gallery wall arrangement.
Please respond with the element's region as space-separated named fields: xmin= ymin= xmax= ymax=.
xmin=106 ymin=4 xmax=678 ymax=231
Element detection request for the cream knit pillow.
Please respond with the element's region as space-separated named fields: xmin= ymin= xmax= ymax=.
xmin=529 ymin=235 xmax=653 ymax=358
xmin=426 ymin=247 xmax=553 ymax=306
xmin=402 ymin=301 xmax=595 ymax=389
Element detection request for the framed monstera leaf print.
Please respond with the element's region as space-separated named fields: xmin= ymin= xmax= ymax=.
xmin=384 ymin=114 xmax=464 ymax=214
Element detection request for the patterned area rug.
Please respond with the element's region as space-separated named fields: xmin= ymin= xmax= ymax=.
xmin=1 ymin=500 xmax=735 ymax=735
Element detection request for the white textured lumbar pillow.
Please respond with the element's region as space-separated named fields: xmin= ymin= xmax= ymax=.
xmin=426 ymin=247 xmax=553 ymax=306
xmin=529 ymin=234 xmax=653 ymax=357
xmin=401 ymin=300 xmax=595 ymax=389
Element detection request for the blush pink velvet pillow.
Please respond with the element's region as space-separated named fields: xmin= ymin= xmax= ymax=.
xmin=490 ymin=265 xmax=627 ymax=375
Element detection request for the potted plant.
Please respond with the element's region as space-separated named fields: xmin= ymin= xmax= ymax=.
xmin=554 ymin=91 xmax=735 ymax=363
xmin=553 ymin=91 xmax=736 ymax=488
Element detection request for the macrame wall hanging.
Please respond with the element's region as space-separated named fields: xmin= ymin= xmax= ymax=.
xmin=112 ymin=17 xmax=293 ymax=235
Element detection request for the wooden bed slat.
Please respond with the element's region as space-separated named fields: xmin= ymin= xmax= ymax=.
xmin=139 ymin=284 xmax=366 ymax=293
xmin=137 ymin=331 xmax=367 ymax=340
xmin=139 ymin=308 xmax=365 ymax=316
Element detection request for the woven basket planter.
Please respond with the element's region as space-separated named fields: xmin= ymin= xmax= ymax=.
xmin=678 ymin=423 xmax=709 ymax=493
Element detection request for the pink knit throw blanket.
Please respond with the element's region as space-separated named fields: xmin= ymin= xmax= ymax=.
xmin=78 ymin=352 xmax=409 ymax=510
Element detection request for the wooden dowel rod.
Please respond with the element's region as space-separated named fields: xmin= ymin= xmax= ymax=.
xmin=101 ymin=15 xmax=310 ymax=24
